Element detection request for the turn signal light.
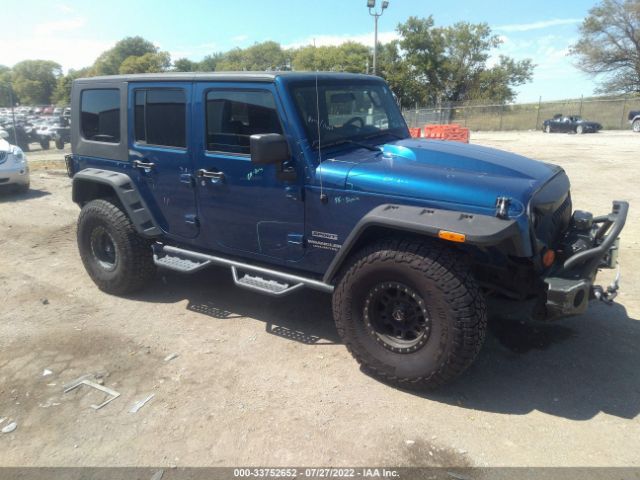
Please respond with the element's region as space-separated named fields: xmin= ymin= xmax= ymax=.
xmin=438 ymin=230 xmax=466 ymax=243
xmin=542 ymin=249 xmax=556 ymax=267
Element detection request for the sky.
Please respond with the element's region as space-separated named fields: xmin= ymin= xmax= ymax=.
xmin=1 ymin=0 xmax=600 ymax=103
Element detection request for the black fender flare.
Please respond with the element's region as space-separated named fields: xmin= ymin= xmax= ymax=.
xmin=322 ymin=204 xmax=524 ymax=283
xmin=72 ymin=168 xmax=161 ymax=237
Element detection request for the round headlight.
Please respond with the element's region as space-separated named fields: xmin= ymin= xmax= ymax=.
xmin=10 ymin=146 xmax=25 ymax=163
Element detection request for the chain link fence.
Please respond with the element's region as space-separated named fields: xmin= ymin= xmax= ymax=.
xmin=403 ymin=96 xmax=640 ymax=131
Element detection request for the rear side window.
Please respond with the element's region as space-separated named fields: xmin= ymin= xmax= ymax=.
xmin=205 ymin=90 xmax=282 ymax=154
xmin=134 ymin=89 xmax=186 ymax=148
xmin=81 ymin=89 xmax=120 ymax=143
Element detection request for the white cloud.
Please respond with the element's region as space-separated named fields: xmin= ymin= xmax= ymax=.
xmin=489 ymin=32 xmax=591 ymax=101
xmin=283 ymin=30 xmax=398 ymax=49
xmin=34 ymin=17 xmax=86 ymax=36
xmin=494 ymin=18 xmax=582 ymax=32
xmin=232 ymin=35 xmax=249 ymax=43
xmin=0 ymin=14 xmax=107 ymax=71
xmin=164 ymin=42 xmax=218 ymax=60
xmin=3 ymin=36 xmax=111 ymax=71
xmin=56 ymin=3 xmax=76 ymax=14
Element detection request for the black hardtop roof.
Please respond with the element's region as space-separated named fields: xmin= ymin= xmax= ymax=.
xmin=75 ymin=71 xmax=382 ymax=84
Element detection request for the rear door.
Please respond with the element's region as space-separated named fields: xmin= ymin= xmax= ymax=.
xmin=128 ymin=83 xmax=199 ymax=239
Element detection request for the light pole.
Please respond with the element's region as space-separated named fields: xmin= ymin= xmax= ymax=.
xmin=367 ymin=0 xmax=389 ymax=75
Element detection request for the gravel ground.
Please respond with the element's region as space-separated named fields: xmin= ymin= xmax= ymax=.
xmin=0 ymin=131 xmax=638 ymax=467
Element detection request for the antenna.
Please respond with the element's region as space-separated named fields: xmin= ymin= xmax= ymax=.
xmin=314 ymin=38 xmax=328 ymax=204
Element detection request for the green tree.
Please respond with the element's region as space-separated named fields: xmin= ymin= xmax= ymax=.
xmin=216 ymin=41 xmax=289 ymax=71
xmin=119 ymin=52 xmax=171 ymax=74
xmin=11 ymin=60 xmax=62 ymax=105
xmin=0 ymin=65 xmax=15 ymax=107
xmin=291 ymin=42 xmax=369 ymax=72
xmin=91 ymin=36 xmax=158 ymax=75
xmin=52 ymin=68 xmax=89 ymax=105
xmin=470 ymin=56 xmax=534 ymax=102
xmin=571 ymin=0 xmax=640 ymax=94
xmin=199 ymin=52 xmax=224 ymax=71
xmin=173 ymin=58 xmax=199 ymax=72
xmin=396 ymin=16 xmax=533 ymax=104
xmin=377 ymin=40 xmax=428 ymax=107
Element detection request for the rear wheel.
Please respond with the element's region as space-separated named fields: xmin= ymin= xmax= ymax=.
xmin=576 ymin=125 xmax=584 ymax=134
xmin=545 ymin=125 xmax=551 ymax=133
xmin=40 ymin=138 xmax=50 ymax=150
xmin=55 ymin=137 xmax=64 ymax=149
xmin=77 ymin=199 xmax=155 ymax=295
xmin=633 ymin=120 xmax=640 ymax=133
xmin=332 ymin=238 xmax=487 ymax=389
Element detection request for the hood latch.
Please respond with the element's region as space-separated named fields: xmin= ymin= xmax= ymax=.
xmin=495 ymin=196 xmax=511 ymax=219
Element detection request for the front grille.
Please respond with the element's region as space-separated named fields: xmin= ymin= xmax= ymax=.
xmin=549 ymin=193 xmax=572 ymax=244
xmin=552 ymin=194 xmax=571 ymax=226
xmin=534 ymin=192 xmax=572 ymax=247
xmin=0 ymin=151 xmax=7 ymax=165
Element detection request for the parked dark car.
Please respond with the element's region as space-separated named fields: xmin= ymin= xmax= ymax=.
xmin=1 ymin=123 xmax=32 ymax=152
xmin=52 ymin=116 xmax=71 ymax=149
xmin=629 ymin=110 xmax=640 ymax=133
xmin=543 ymin=114 xmax=602 ymax=134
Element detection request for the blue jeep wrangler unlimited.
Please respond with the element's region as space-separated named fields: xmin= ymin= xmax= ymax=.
xmin=66 ymin=72 xmax=628 ymax=388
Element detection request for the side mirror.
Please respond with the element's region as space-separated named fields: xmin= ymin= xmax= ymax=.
xmin=250 ymin=133 xmax=289 ymax=165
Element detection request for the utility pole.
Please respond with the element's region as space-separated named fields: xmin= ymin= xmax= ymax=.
xmin=535 ymin=96 xmax=542 ymax=130
xmin=367 ymin=0 xmax=389 ymax=75
xmin=8 ymin=84 xmax=18 ymax=146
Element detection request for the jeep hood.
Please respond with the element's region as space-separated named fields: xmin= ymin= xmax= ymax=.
xmin=318 ymin=138 xmax=565 ymax=216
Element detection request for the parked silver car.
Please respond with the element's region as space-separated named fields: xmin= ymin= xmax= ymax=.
xmin=0 ymin=132 xmax=30 ymax=192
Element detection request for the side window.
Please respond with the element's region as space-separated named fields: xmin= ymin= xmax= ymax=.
xmin=81 ymin=89 xmax=120 ymax=143
xmin=205 ymin=90 xmax=282 ymax=154
xmin=134 ymin=89 xmax=186 ymax=148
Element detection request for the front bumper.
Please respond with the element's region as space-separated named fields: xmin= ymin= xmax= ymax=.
xmin=543 ymin=200 xmax=628 ymax=318
xmin=0 ymin=164 xmax=30 ymax=186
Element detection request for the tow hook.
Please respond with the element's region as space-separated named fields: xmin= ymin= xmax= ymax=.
xmin=593 ymin=269 xmax=620 ymax=305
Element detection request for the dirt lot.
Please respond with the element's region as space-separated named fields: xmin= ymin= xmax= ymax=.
xmin=0 ymin=131 xmax=639 ymax=467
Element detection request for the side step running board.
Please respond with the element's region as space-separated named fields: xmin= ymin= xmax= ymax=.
xmin=231 ymin=267 xmax=304 ymax=296
xmin=153 ymin=244 xmax=333 ymax=295
xmin=154 ymin=253 xmax=211 ymax=273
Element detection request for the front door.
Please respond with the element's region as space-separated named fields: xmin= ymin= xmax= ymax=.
xmin=128 ymin=83 xmax=199 ymax=239
xmin=192 ymin=83 xmax=304 ymax=264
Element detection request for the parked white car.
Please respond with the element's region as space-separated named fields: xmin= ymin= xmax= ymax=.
xmin=0 ymin=132 xmax=30 ymax=192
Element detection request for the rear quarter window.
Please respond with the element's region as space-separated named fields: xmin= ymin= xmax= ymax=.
xmin=80 ymin=89 xmax=120 ymax=143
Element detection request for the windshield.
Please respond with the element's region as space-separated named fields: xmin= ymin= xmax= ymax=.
xmin=289 ymin=81 xmax=408 ymax=149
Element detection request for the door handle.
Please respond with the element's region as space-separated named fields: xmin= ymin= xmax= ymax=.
xmin=133 ymin=159 xmax=156 ymax=169
xmin=197 ymin=169 xmax=225 ymax=182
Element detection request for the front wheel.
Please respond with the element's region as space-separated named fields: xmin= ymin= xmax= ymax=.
xmin=77 ymin=199 xmax=155 ymax=295
xmin=576 ymin=125 xmax=584 ymax=134
xmin=633 ymin=120 xmax=640 ymax=133
xmin=332 ymin=239 xmax=487 ymax=389
xmin=545 ymin=125 xmax=551 ymax=133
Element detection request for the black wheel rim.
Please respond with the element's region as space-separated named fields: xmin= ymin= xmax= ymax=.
xmin=90 ymin=226 xmax=117 ymax=271
xmin=363 ymin=282 xmax=431 ymax=353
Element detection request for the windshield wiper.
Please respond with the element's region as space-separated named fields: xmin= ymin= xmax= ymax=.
xmin=363 ymin=130 xmax=405 ymax=140
xmin=313 ymin=138 xmax=380 ymax=152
